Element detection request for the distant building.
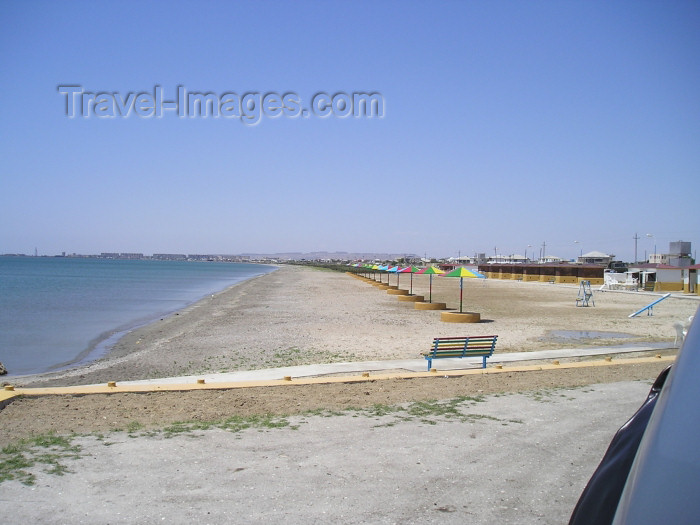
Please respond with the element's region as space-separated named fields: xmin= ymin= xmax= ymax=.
xmin=539 ymin=255 xmax=564 ymax=264
xmin=645 ymin=241 xmax=693 ymax=267
xmin=668 ymin=241 xmax=693 ymax=267
xmin=649 ymin=253 xmax=669 ymax=265
xmin=577 ymin=251 xmax=614 ymax=266
xmin=153 ymin=254 xmax=187 ymax=260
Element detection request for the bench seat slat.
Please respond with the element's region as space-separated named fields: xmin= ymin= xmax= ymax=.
xmin=425 ymin=352 xmax=490 ymax=358
xmin=431 ymin=335 xmax=497 ymax=340
xmin=423 ymin=348 xmax=494 ymax=354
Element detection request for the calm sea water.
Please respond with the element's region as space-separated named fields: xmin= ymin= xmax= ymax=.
xmin=0 ymin=257 xmax=276 ymax=376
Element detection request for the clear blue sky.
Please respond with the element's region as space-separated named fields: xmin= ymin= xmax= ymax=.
xmin=2 ymin=0 xmax=698 ymax=261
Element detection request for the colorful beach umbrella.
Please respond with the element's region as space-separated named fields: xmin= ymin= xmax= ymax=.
xmin=387 ymin=266 xmax=399 ymax=286
xmin=416 ymin=266 xmax=445 ymax=302
xmin=399 ymin=266 xmax=419 ymax=295
xmin=443 ymin=267 xmax=486 ymax=312
xmin=378 ymin=265 xmax=389 ymax=283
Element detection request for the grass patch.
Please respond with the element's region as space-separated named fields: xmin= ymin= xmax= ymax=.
xmin=157 ymin=413 xmax=295 ymax=438
xmin=527 ymin=386 xmax=580 ymax=403
xmin=0 ymin=433 xmax=82 ymax=486
xmin=129 ymin=394 xmax=515 ymax=440
xmin=343 ymin=395 xmax=521 ymax=427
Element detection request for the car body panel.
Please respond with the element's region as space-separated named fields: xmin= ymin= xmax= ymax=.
xmin=612 ymin=306 xmax=700 ymax=524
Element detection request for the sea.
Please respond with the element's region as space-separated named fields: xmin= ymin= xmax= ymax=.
xmin=0 ymin=256 xmax=276 ymax=376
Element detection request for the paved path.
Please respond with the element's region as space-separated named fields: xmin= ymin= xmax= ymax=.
xmin=115 ymin=342 xmax=673 ymax=386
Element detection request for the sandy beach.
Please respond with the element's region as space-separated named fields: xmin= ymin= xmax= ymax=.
xmin=13 ymin=264 xmax=698 ymax=388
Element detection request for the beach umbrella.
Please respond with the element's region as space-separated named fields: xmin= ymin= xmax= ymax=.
xmin=399 ymin=266 xmax=419 ymax=294
xmin=416 ymin=266 xmax=445 ymax=302
xmin=443 ymin=267 xmax=486 ymax=313
xmin=387 ymin=266 xmax=399 ymax=286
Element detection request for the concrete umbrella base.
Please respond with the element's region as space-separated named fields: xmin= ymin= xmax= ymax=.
xmin=414 ymin=302 xmax=447 ymax=310
xmin=397 ymin=295 xmax=424 ymax=302
xmin=440 ymin=311 xmax=481 ymax=323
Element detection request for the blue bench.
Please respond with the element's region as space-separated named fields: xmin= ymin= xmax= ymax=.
xmin=422 ymin=335 xmax=498 ymax=371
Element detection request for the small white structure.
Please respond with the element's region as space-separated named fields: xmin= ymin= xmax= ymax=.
xmin=603 ymin=270 xmax=638 ymax=291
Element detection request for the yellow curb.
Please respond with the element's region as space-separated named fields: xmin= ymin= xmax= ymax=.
xmin=0 ymin=356 xmax=675 ymax=401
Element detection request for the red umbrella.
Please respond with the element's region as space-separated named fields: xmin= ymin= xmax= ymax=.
xmin=399 ymin=266 xmax=419 ymax=295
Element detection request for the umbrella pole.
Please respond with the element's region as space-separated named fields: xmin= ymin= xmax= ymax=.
xmin=410 ymin=273 xmax=413 ymax=295
xmin=429 ymin=274 xmax=433 ymax=303
xmin=460 ymin=277 xmax=463 ymax=313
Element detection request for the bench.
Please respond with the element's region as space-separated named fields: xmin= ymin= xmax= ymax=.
xmin=422 ymin=335 xmax=498 ymax=371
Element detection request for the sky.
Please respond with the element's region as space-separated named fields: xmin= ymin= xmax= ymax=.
xmin=1 ymin=0 xmax=699 ymax=262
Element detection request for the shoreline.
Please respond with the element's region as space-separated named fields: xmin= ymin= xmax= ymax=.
xmin=13 ymin=268 xmax=279 ymax=386
xmin=3 ymin=261 xmax=277 ymax=378
xmin=14 ymin=265 xmax=698 ymax=388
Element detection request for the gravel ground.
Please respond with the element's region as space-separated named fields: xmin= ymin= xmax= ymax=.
xmin=1 ymin=379 xmax=655 ymax=524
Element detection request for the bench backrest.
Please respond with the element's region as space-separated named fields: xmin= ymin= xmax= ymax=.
xmin=430 ymin=335 xmax=498 ymax=357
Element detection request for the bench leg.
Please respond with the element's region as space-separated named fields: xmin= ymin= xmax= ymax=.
xmin=482 ymin=356 xmax=487 ymax=368
xmin=426 ymin=357 xmax=432 ymax=371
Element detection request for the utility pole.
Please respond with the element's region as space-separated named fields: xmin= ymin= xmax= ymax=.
xmin=542 ymin=241 xmax=546 ymax=261
xmin=633 ymin=233 xmax=640 ymax=263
